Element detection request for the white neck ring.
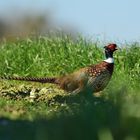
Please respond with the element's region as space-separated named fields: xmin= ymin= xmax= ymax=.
xmin=104 ymin=57 xmax=114 ymax=63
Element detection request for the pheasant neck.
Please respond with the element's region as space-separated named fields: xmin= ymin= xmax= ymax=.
xmin=103 ymin=50 xmax=114 ymax=63
xmin=104 ymin=57 xmax=114 ymax=63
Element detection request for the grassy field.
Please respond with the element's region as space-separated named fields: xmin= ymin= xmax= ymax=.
xmin=0 ymin=36 xmax=140 ymax=140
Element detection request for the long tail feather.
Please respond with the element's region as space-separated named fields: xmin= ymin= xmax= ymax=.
xmin=0 ymin=76 xmax=58 ymax=84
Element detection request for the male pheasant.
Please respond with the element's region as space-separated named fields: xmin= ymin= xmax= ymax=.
xmin=1 ymin=44 xmax=117 ymax=95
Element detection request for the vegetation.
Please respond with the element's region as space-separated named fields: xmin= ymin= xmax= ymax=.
xmin=0 ymin=36 xmax=140 ymax=140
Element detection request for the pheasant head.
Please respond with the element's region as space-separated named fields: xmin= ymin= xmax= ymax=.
xmin=104 ymin=44 xmax=118 ymax=63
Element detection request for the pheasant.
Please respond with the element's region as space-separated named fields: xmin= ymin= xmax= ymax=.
xmin=0 ymin=44 xmax=117 ymax=95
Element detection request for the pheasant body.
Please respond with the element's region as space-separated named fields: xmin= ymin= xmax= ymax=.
xmin=0 ymin=44 xmax=117 ymax=95
xmin=56 ymin=61 xmax=114 ymax=94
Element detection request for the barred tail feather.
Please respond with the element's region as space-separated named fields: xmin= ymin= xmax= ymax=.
xmin=0 ymin=76 xmax=58 ymax=84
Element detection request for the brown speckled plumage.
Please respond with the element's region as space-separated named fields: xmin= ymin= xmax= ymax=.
xmin=0 ymin=43 xmax=117 ymax=95
xmin=55 ymin=61 xmax=114 ymax=94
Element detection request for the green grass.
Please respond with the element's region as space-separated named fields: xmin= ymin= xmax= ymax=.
xmin=0 ymin=36 xmax=140 ymax=140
